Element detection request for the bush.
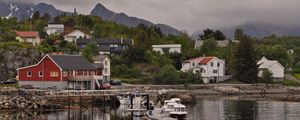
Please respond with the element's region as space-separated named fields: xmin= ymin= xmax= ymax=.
xmin=260 ymin=70 xmax=273 ymax=84
xmin=180 ymin=72 xmax=203 ymax=84
xmin=294 ymin=62 xmax=300 ymax=68
xmin=291 ymin=69 xmax=300 ymax=73
xmin=282 ymin=79 xmax=300 ymax=86
xmin=152 ymin=65 xmax=180 ymax=84
xmin=112 ymin=64 xmax=141 ymax=78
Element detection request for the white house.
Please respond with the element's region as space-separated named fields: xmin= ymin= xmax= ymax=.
xmin=16 ymin=31 xmax=41 ymax=46
xmin=45 ymin=24 xmax=64 ymax=35
xmin=93 ymin=55 xmax=111 ymax=81
xmin=257 ymin=57 xmax=285 ymax=81
xmin=152 ymin=44 xmax=181 ymax=54
xmin=64 ymin=30 xmax=92 ymax=42
xmin=181 ymin=56 xmax=226 ymax=83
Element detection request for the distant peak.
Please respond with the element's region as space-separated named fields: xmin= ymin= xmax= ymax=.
xmin=36 ymin=3 xmax=54 ymax=8
xmin=95 ymin=3 xmax=108 ymax=10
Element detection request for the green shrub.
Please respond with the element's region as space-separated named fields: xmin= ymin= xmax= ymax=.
xmin=282 ymin=79 xmax=300 ymax=86
xmin=291 ymin=69 xmax=300 ymax=73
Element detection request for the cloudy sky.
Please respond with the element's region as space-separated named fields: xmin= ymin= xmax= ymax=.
xmin=8 ymin=0 xmax=300 ymax=33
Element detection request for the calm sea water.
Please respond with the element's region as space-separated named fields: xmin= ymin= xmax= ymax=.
xmin=1 ymin=97 xmax=300 ymax=120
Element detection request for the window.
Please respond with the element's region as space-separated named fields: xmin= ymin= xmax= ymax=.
xmin=63 ymin=71 xmax=68 ymax=77
xmin=105 ymin=68 xmax=108 ymax=73
xmin=105 ymin=61 xmax=108 ymax=66
xmin=38 ymin=71 xmax=43 ymax=77
xmin=27 ymin=71 xmax=32 ymax=77
xmin=217 ymin=62 xmax=220 ymax=67
xmin=50 ymin=71 xmax=59 ymax=77
xmin=192 ymin=63 xmax=195 ymax=66
xmin=213 ymin=70 xmax=218 ymax=73
xmin=211 ymin=62 xmax=214 ymax=67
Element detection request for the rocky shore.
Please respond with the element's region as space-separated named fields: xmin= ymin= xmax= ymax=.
xmin=0 ymin=96 xmax=62 ymax=110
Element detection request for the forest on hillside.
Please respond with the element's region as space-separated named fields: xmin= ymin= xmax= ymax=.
xmin=1 ymin=13 xmax=300 ymax=84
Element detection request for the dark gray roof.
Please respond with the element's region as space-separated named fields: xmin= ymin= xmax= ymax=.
xmin=76 ymin=38 xmax=132 ymax=45
xmin=92 ymin=63 xmax=104 ymax=69
xmin=49 ymin=55 xmax=96 ymax=70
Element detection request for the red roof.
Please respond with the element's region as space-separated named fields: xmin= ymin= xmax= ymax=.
xmin=199 ymin=57 xmax=214 ymax=64
xmin=184 ymin=57 xmax=215 ymax=64
xmin=16 ymin=31 xmax=39 ymax=38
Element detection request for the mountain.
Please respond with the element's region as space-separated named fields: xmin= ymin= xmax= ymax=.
xmin=90 ymin=3 xmax=182 ymax=36
xmin=0 ymin=1 xmax=71 ymax=20
xmin=221 ymin=22 xmax=300 ymax=39
xmin=192 ymin=22 xmax=300 ymax=40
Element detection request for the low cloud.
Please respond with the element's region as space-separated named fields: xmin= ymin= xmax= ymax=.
xmin=6 ymin=0 xmax=300 ymax=33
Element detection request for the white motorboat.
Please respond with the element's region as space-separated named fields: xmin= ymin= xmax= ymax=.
xmin=169 ymin=104 xmax=187 ymax=120
xmin=170 ymin=98 xmax=181 ymax=104
xmin=162 ymin=98 xmax=181 ymax=113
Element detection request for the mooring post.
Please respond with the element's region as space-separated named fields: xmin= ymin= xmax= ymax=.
xmin=80 ymin=95 xmax=82 ymax=109
xmin=147 ymin=94 xmax=150 ymax=110
xmin=130 ymin=94 xmax=133 ymax=109
xmin=92 ymin=95 xmax=94 ymax=120
xmin=80 ymin=95 xmax=82 ymax=120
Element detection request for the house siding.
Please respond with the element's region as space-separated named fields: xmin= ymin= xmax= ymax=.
xmin=18 ymin=56 xmax=62 ymax=81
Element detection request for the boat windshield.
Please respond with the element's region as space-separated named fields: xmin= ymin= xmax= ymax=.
xmin=175 ymin=107 xmax=186 ymax=112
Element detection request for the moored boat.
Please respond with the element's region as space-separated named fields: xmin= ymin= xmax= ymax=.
xmin=169 ymin=104 xmax=187 ymax=120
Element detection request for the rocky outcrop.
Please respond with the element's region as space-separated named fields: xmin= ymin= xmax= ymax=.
xmin=0 ymin=42 xmax=42 ymax=80
xmin=0 ymin=96 xmax=62 ymax=110
xmin=156 ymin=90 xmax=195 ymax=104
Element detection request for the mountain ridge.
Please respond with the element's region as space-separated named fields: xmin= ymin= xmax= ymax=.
xmin=90 ymin=3 xmax=182 ymax=36
xmin=191 ymin=22 xmax=300 ymax=40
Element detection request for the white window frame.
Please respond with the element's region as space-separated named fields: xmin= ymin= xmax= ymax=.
xmin=27 ymin=71 xmax=32 ymax=77
xmin=38 ymin=71 xmax=43 ymax=77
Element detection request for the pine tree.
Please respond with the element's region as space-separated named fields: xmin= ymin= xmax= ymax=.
xmin=234 ymin=35 xmax=258 ymax=83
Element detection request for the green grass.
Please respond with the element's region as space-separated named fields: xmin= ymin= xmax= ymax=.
xmin=282 ymin=79 xmax=300 ymax=86
xmin=113 ymin=78 xmax=147 ymax=84
xmin=292 ymin=73 xmax=300 ymax=80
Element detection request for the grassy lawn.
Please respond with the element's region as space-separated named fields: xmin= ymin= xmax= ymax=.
xmin=282 ymin=79 xmax=300 ymax=86
xmin=292 ymin=73 xmax=300 ymax=80
xmin=112 ymin=78 xmax=147 ymax=84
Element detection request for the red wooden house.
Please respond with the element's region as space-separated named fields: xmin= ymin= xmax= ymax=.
xmin=17 ymin=54 xmax=103 ymax=90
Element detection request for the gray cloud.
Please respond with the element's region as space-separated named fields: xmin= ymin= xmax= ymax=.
xmin=4 ymin=0 xmax=300 ymax=33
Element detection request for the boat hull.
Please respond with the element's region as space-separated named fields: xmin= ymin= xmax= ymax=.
xmin=169 ymin=113 xmax=187 ymax=120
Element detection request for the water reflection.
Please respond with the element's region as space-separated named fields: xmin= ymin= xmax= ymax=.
xmin=2 ymin=97 xmax=300 ymax=120
xmin=186 ymin=97 xmax=300 ymax=120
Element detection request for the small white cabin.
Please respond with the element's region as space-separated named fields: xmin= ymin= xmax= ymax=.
xmin=64 ymin=30 xmax=92 ymax=42
xmin=257 ymin=57 xmax=285 ymax=81
xmin=45 ymin=24 xmax=64 ymax=35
